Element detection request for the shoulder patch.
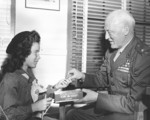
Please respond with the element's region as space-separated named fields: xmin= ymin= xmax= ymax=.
xmin=136 ymin=43 xmax=150 ymax=55
xmin=22 ymin=73 xmax=29 ymax=79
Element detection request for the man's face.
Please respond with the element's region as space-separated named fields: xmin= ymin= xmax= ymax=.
xmin=105 ymin=23 xmax=125 ymax=49
xmin=24 ymin=42 xmax=40 ymax=68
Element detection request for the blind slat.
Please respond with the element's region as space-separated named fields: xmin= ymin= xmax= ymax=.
xmin=68 ymin=0 xmax=150 ymax=74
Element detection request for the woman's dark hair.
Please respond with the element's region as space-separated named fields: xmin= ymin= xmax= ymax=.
xmin=0 ymin=30 xmax=40 ymax=79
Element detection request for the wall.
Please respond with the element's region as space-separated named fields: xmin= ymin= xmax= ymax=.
xmin=15 ymin=0 xmax=68 ymax=87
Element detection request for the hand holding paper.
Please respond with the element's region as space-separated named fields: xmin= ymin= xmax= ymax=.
xmin=54 ymin=78 xmax=72 ymax=90
xmin=67 ymin=68 xmax=85 ymax=81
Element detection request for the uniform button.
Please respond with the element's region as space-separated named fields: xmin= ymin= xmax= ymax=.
xmin=111 ymin=82 xmax=115 ymax=86
xmin=141 ymin=49 xmax=144 ymax=52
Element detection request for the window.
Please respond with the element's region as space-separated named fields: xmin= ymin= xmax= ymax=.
xmin=67 ymin=0 xmax=150 ymax=74
xmin=127 ymin=0 xmax=150 ymax=45
xmin=67 ymin=0 xmax=122 ymax=74
xmin=0 ymin=0 xmax=15 ymax=67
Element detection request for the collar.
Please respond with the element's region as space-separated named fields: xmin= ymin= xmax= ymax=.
xmin=118 ymin=39 xmax=132 ymax=53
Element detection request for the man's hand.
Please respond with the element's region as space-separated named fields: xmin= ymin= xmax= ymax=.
xmin=75 ymin=89 xmax=98 ymax=104
xmin=67 ymin=68 xmax=85 ymax=81
xmin=51 ymin=68 xmax=85 ymax=90
xmin=54 ymin=78 xmax=72 ymax=89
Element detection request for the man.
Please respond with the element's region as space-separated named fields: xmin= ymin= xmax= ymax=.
xmin=65 ymin=9 xmax=150 ymax=120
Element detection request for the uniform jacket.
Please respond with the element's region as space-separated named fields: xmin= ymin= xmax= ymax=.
xmin=0 ymin=69 xmax=35 ymax=120
xmin=81 ymin=36 xmax=150 ymax=114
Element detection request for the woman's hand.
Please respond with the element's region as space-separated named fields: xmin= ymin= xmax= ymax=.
xmin=52 ymin=68 xmax=85 ymax=90
xmin=31 ymin=97 xmax=52 ymax=112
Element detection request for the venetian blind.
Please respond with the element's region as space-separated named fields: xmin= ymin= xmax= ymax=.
xmin=86 ymin=0 xmax=122 ymax=74
xmin=0 ymin=0 xmax=15 ymax=67
xmin=127 ymin=0 xmax=150 ymax=46
xmin=67 ymin=0 xmax=84 ymax=72
xmin=67 ymin=0 xmax=122 ymax=74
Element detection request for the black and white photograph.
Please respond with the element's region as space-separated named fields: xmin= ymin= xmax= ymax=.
xmin=0 ymin=0 xmax=150 ymax=120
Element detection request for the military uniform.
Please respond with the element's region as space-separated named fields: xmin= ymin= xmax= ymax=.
xmin=66 ymin=36 xmax=150 ymax=120
xmin=0 ymin=69 xmax=34 ymax=120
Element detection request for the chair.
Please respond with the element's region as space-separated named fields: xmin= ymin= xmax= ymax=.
xmin=142 ymin=86 xmax=150 ymax=120
xmin=134 ymin=86 xmax=150 ymax=120
xmin=59 ymin=102 xmax=70 ymax=120
xmin=58 ymin=81 xmax=83 ymax=120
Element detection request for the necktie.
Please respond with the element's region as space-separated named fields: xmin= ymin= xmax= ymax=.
xmin=113 ymin=50 xmax=121 ymax=62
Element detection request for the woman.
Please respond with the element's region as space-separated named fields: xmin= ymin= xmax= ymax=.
xmin=0 ymin=30 xmax=54 ymax=120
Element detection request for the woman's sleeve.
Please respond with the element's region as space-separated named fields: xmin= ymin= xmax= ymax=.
xmin=3 ymin=74 xmax=33 ymax=120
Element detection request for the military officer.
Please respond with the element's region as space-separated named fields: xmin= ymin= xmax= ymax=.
xmin=65 ymin=9 xmax=150 ymax=120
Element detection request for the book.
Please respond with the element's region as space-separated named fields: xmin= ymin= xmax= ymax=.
xmin=54 ymin=89 xmax=83 ymax=103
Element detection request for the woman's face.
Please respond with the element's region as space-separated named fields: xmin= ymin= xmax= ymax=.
xmin=23 ymin=42 xmax=40 ymax=70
